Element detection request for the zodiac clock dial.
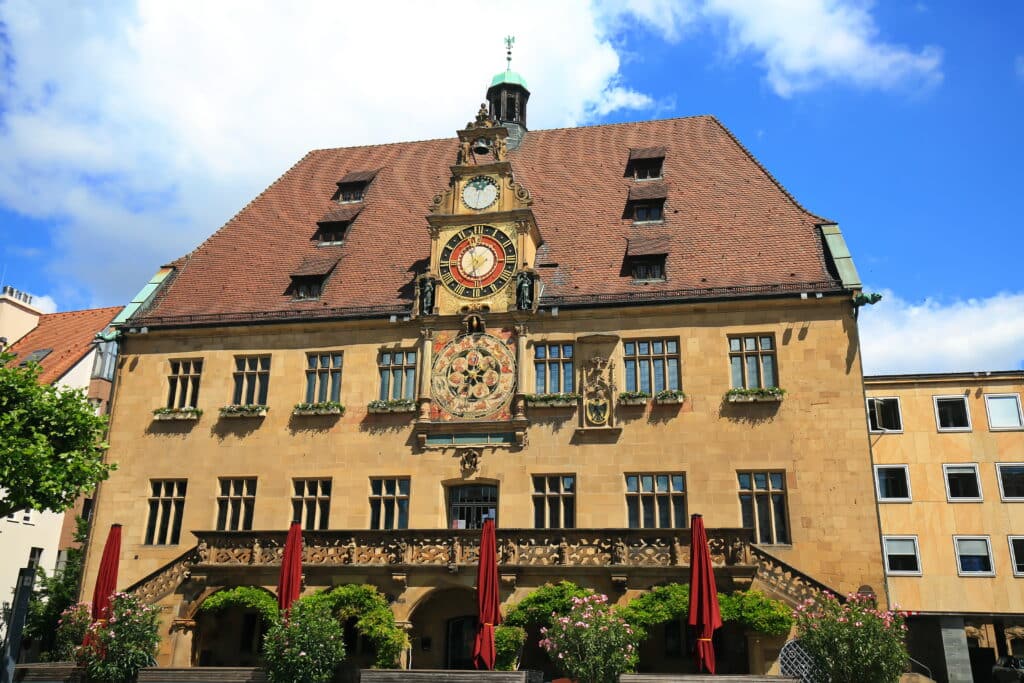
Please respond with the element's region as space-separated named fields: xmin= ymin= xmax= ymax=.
xmin=431 ymin=333 xmax=517 ymax=419
xmin=461 ymin=175 xmax=499 ymax=210
xmin=439 ymin=225 xmax=517 ymax=298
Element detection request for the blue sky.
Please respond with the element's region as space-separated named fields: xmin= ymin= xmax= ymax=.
xmin=0 ymin=1 xmax=1021 ymax=373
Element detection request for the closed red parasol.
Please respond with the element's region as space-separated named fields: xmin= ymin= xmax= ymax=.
xmin=277 ymin=521 xmax=303 ymax=612
xmin=688 ymin=514 xmax=723 ymax=674
xmin=90 ymin=524 xmax=122 ymax=622
xmin=472 ymin=518 xmax=501 ymax=670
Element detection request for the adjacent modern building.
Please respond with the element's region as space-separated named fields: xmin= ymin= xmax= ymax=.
xmin=1 ymin=288 xmax=120 ymax=611
xmin=866 ymin=371 xmax=1024 ymax=683
xmin=81 ymin=64 xmax=888 ymax=675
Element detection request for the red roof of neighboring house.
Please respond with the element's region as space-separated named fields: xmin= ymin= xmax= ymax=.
xmin=6 ymin=307 xmax=122 ymax=384
xmin=135 ymin=115 xmax=839 ymax=323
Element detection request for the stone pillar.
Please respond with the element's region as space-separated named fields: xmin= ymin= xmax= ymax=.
xmin=168 ymin=618 xmax=196 ymax=667
xmin=418 ymin=328 xmax=434 ymax=419
xmin=513 ymin=324 xmax=528 ymax=419
xmin=939 ymin=616 xmax=973 ymax=683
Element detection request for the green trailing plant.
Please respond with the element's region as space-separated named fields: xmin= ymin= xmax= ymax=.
xmin=494 ymin=625 xmax=527 ymax=671
xmin=199 ymin=586 xmax=280 ymax=626
xmin=0 ymin=352 xmax=113 ymax=518
xmin=721 ymin=589 xmax=793 ymax=637
xmin=152 ymin=406 xmax=203 ymax=416
xmin=293 ymin=401 xmax=346 ymax=414
xmin=617 ymin=583 xmax=691 ymax=640
xmin=50 ymin=602 xmax=92 ymax=663
xmin=367 ymin=398 xmax=416 ymax=410
xmin=617 ymin=390 xmax=651 ymax=402
xmin=524 ymin=392 xmax=580 ymax=404
xmin=76 ymin=592 xmax=161 ymax=682
xmin=219 ymin=404 xmax=269 ymax=415
xmin=794 ymin=592 xmax=909 ymax=683
xmin=503 ymin=580 xmax=594 ymax=630
xmin=539 ymin=594 xmax=639 ymax=683
xmin=724 ymin=387 xmax=786 ymax=399
xmin=654 ymin=388 xmax=686 ymax=401
xmin=26 ymin=517 xmax=89 ymax=659
xmin=262 ymin=598 xmax=345 ymax=683
xmin=304 ymin=584 xmax=407 ymax=668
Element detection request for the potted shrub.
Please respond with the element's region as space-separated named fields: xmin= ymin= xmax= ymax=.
xmin=725 ymin=387 xmax=786 ymax=403
xmin=292 ymin=401 xmax=345 ymax=416
xmin=76 ymin=592 xmax=161 ymax=682
xmin=524 ymin=392 xmax=580 ymax=408
xmin=654 ymin=389 xmax=686 ymax=405
xmin=152 ymin=406 xmax=202 ymax=421
xmin=793 ymin=591 xmax=909 ymax=683
xmin=367 ymin=398 xmax=417 ymax=414
xmin=617 ymin=390 xmax=650 ymax=406
xmin=539 ymin=594 xmax=639 ymax=683
xmin=219 ymin=404 xmax=269 ymax=418
xmin=262 ymin=598 xmax=346 ymax=683
xmin=495 ymin=624 xmax=527 ymax=671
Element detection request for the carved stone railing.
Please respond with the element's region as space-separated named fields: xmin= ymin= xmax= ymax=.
xmin=128 ymin=546 xmax=202 ymax=605
xmin=192 ymin=528 xmax=756 ymax=570
xmin=749 ymin=544 xmax=841 ymax=606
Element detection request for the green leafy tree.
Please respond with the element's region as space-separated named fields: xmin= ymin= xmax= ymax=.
xmin=25 ymin=517 xmax=90 ymax=659
xmin=0 ymin=353 xmax=114 ymax=518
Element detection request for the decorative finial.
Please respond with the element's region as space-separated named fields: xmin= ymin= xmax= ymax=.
xmin=505 ymin=35 xmax=515 ymax=70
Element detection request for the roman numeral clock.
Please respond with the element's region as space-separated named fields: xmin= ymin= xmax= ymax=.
xmin=416 ymin=107 xmax=544 ymax=434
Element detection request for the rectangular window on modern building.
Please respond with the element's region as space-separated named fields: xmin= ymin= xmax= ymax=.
xmin=954 ymin=536 xmax=994 ymax=576
xmin=534 ymin=343 xmax=574 ymax=395
xmin=985 ymin=394 xmax=1024 ymax=430
xmin=729 ymin=335 xmax=778 ymax=389
xmin=996 ymin=464 xmax=1024 ymax=501
xmin=378 ymin=350 xmax=417 ymax=401
xmin=738 ymin=471 xmax=790 ymax=544
xmin=626 ymin=474 xmax=686 ymax=529
xmin=232 ymin=355 xmax=270 ymax=406
xmin=145 ymin=480 xmax=187 ymax=545
xmin=867 ymin=397 xmax=903 ymax=432
xmin=532 ymin=475 xmax=576 ymax=529
xmin=874 ymin=465 xmax=912 ymax=502
xmin=167 ymin=359 xmax=203 ymax=409
xmin=882 ymin=536 xmax=921 ymax=575
xmin=934 ymin=395 xmax=971 ymax=431
xmin=623 ymin=339 xmax=680 ymax=394
xmin=305 ymin=352 xmax=343 ymax=404
xmin=216 ymin=478 xmax=256 ymax=531
xmin=944 ymin=464 xmax=983 ymax=501
xmin=292 ymin=479 xmax=331 ymax=531
xmin=1009 ymin=537 xmax=1024 ymax=577
xmin=369 ymin=478 xmax=409 ymax=530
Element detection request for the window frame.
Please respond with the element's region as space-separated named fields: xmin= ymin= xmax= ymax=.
xmin=953 ymin=535 xmax=995 ymax=577
xmin=984 ymin=393 xmax=1024 ymax=431
xmin=304 ymin=351 xmax=344 ymax=404
xmin=629 ymin=200 xmax=665 ymax=224
xmin=943 ymin=463 xmax=984 ymax=502
xmin=447 ymin=484 xmax=498 ymax=530
xmin=377 ymin=349 xmax=418 ymax=402
xmin=737 ymin=471 xmax=791 ymax=545
xmin=291 ymin=478 xmax=332 ymax=531
xmin=882 ymin=535 xmax=922 ymax=576
xmin=315 ymin=221 xmax=350 ymax=246
xmin=625 ymin=473 xmax=688 ymax=529
xmin=369 ymin=477 xmax=410 ymax=530
xmin=145 ymin=479 xmax=187 ymax=545
xmin=533 ymin=342 xmax=575 ymax=395
xmin=728 ymin=334 xmax=779 ymax=390
xmin=216 ymin=477 xmax=257 ymax=531
xmin=91 ymin=340 xmax=117 ymax=381
xmin=933 ymin=395 xmax=972 ymax=432
xmin=628 ymin=256 xmax=667 ymax=282
xmin=167 ymin=357 xmax=203 ymax=409
xmin=1009 ymin=536 xmax=1024 ymax=578
xmin=232 ymin=355 xmax=271 ymax=406
xmin=531 ymin=474 xmax=577 ymax=530
xmin=996 ymin=463 xmax=1024 ymax=502
xmin=866 ymin=396 xmax=903 ymax=433
xmin=290 ymin=276 xmax=325 ymax=301
xmin=874 ymin=464 xmax=912 ymax=503
xmin=622 ymin=338 xmax=681 ymax=395
xmin=630 ymin=158 xmax=664 ymax=181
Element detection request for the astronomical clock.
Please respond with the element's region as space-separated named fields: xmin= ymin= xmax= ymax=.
xmin=415 ymin=105 xmax=544 ymax=431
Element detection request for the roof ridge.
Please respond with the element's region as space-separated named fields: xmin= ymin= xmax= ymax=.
xmin=707 ymin=116 xmax=831 ymax=224
xmin=38 ymin=305 xmax=122 ymax=319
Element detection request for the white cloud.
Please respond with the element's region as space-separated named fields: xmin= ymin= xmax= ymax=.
xmin=31 ymin=294 xmax=58 ymax=314
xmin=859 ymin=290 xmax=1024 ymax=375
xmin=702 ymin=0 xmax=942 ymax=97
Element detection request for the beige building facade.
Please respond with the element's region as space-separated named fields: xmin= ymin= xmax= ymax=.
xmin=866 ymin=371 xmax=1024 ymax=683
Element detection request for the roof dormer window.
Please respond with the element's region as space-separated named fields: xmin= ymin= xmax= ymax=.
xmin=315 ymin=222 xmax=349 ymax=246
xmin=289 ymin=276 xmax=325 ymax=301
xmin=628 ymin=256 xmax=666 ymax=282
xmin=20 ymin=348 xmax=53 ymax=365
xmin=335 ymin=169 xmax=378 ymax=204
xmin=628 ymin=200 xmax=664 ymax=223
xmin=626 ymin=147 xmax=666 ymax=181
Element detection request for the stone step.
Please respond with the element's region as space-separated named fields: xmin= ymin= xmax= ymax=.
xmin=137 ymin=667 xmax=268 ymax=681
xmin=362 ymin=672 xmax=542 ymax=683
xmin=621 ymin=676 xmax=796 ymax=682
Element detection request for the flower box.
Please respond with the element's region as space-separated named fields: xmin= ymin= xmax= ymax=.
xmin=654 ymin=390 xmax=686 ymax=405
xmin=219 ymin=405 xmax=269 ymax=418
xmin=725 ymin=388 xmax=786 ymax=404
xmin=525 ymin=393 xmax=579 ymax=409
xmin=367 ymin=400 xmax=417 ymax=414
xmin=152 ymin=408 xmax=202 ymax=421
xmin=617 ymin=392 xmax=650 ymax=407
xmin=292 ymin=402 xmax=345 ymax=416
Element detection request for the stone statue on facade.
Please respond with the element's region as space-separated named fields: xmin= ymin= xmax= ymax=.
xmin=420 ymin=277 xmax=435 ymax=316
xmin=516 ymin=271 xmax=533 ymax=310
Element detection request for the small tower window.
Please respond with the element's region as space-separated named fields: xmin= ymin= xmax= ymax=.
xmin=289 ymin=276 xmax=325 ymax=301
xmin=628 ymin=256 xmax=666 ymax=281
xmin=629 ymin=200 xmax=665 ymax=223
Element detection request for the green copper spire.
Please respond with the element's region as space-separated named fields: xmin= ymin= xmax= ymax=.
xmin=490 ymin=35 xmax=528 ymax=90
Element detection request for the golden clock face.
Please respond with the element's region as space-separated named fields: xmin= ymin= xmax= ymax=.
xmin=439 ymin=225 xmax=517 ymax=298
xmin=431 ymin=333 xmax=516 ymax=419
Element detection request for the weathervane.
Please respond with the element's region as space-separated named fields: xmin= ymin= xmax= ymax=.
xmin=505 ymin=35 xmax=515 ymax=70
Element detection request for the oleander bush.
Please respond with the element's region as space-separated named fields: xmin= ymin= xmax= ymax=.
xmin=262 ymin=598 xmax=345 ymax=683
xmin=539 ymin=594 xmax=639 ymax=683
xmin=76 ymin=593 xmax=161 ymax=683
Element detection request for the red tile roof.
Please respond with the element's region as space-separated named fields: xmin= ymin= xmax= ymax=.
xmin=6 ymin=307 xmax=122 ymax=384
xmin=137 ymin=115 xmax=839 ymax=324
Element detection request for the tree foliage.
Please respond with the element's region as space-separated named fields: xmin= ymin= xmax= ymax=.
xmin=0 ymin=353 xmax=113 ymax=518
xmin=503 ymin=580 xmax=594 ymax=630
xmin=25 ymin=516 xmax=90 ymax=659
xmin=262 ymin=599 xmax=346 ymax=683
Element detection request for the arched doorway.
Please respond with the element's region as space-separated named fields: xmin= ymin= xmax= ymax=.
xmin=192 ymin=588 xmax=274 ymax=667
xmin=408 ymin=587 xmax=478 ymax=669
